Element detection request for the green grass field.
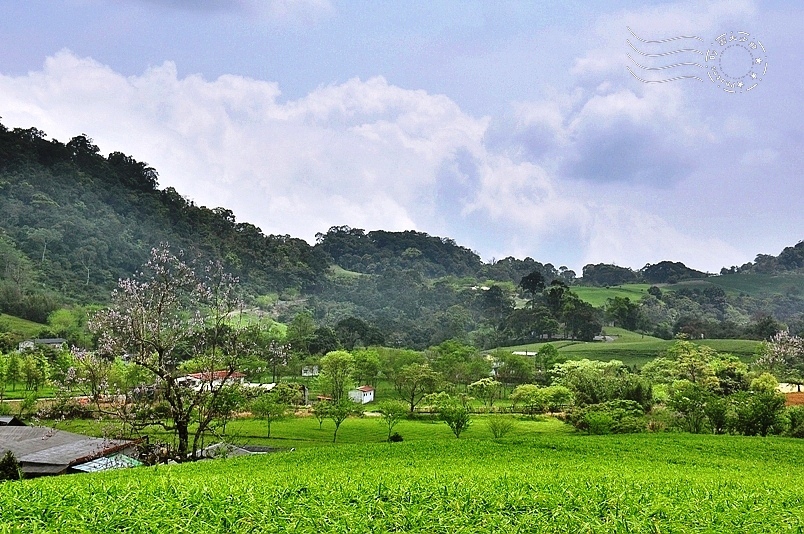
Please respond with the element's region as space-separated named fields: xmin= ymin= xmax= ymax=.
xmin=0 ymin=314 xmax=47 ymax=338
xmin=677 ymin=272 xmax=804 ymax=297
xmin=53 ymin=413 xmax=570 ymax=449
xmin=570 ymin=273 xmax=804 ymax=307
xmin=571 ymin=284 xmax=654 ymax=307
xmin=3 ymin=431 xmax=804 ymax=533
xmin=503 ymin=328 xmax=761 ymax=368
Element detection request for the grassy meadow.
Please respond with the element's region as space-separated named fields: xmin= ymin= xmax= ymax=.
xmin=570 ymin=284 xmax=654 ymax=307
xmin=2 ymin=430 xmax=804 ymax=533
xmin=0 ymin=314 xmax=47 ymax=339
xmin=677 ymin=272 xmax=804 ymax=297
xmin=503 ymin=327 xmax=762 ymax=368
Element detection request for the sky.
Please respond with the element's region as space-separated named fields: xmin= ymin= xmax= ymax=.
xmin=0 ymin=0 xmax=802 ymax=273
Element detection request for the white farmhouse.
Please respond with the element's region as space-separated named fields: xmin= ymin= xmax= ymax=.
xmin=348 ymin=385 xmax=375 ymax=404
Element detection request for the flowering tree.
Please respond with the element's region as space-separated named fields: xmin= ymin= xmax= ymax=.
xmin=89 ymin=245 xmax=250 ymax=459
xmin=755 ymin=330 xmax=804 ymax=385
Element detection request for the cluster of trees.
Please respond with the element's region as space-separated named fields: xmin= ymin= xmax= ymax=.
xmin=581 ymin=261 xmax=709 ymax=287
xmin=499 ymin=273 xmax=602 ymax=344
xmin=722 ymin=241 xmax=804 ymax=275
xmin=0 ymin=120 xmax=328 ymax=311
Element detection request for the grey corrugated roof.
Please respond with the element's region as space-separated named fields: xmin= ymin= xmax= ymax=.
xmin=0 ymin=416 xmax=25 ymax=426
xmin=0 ymin=426 xmax=132 ymax=475
xmin=71 ymin=454 xmax=143 ymax=473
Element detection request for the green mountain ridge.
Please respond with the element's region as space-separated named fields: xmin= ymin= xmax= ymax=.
xmin=1 ymin=120 xmax=802 ymax=347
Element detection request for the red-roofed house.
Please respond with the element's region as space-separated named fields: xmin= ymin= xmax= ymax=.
xmin=348 ymin=385 xmax=375 ymax=404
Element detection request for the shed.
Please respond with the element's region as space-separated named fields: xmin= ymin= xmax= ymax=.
xmin=349 ymin=385 xmax=375 ymax=404
xmin=0 ymin=416 xmax=26 ymax=426
xmin=0 ymin=426 xmax=135 ymax=477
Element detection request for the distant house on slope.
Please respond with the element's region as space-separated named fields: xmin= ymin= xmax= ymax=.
xmin=17 ymin=338 xmax=67 ymax=352
xmin=301 ymin=365 xmax=319 ymax=377
xmin=349 ymin=385 xmax=375 ymax=404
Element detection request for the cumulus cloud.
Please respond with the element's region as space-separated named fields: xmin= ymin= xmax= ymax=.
xmin=581 ymin=204 xmax=744 ymax=271
xmin=0 ymin=48 xmax=758 ymax=272
xmin=0 ymin=51 xmax=501 ymax=244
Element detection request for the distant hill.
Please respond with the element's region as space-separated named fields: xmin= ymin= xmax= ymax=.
xmin=0 ymin=119 xmax=801 ymax=346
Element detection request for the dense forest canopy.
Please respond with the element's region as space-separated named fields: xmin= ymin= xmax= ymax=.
xmin=0 ymin=119 xmax=802 ymax=348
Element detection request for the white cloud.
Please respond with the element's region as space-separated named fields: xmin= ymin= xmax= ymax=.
xmin=581 ymin=204 xmax=744 ymax=272
xmin=0 ymin=48 xmax=768 ymax=273
xmin=0 ymin=51 xmax=489 ymax=243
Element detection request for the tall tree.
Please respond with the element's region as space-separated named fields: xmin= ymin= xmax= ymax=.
xmin=394 ymin=362 xmax=440 ymax=412
xmin=519 ymin=270 xmax=546 ymax=309
xmin=318 ymin=350 xmax=354 ymax=402
xmin=90 ymin=245 xmax=251 ymax=459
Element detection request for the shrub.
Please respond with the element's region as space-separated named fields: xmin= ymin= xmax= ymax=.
xmin=389 ymin=432 xmax=404 ymax=442
xmin=646 ymin=405 xmax=674 ymax=433
xmin=0 ymin=451 xmax=21 ymax=481
xmin=568 ymin=400 xmax=646 ymax=434
xmin=786 ymin=406 xmax=804 ymax=438
xmin=584 ymin=412 xmax=614 ymax=435
xmin=487 ymin=416 xmax=516 ymax=438
xmin=729 ymin=391 xmax=786 ymax=436
xmin=0 ymin=402 xmax=11 ymax=416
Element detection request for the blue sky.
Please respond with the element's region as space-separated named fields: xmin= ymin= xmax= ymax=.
xmin=1 ymin=0 xmax=802 ymax=273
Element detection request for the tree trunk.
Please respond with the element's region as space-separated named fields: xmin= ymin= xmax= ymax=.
xmin=176 ymin=420 xmax=190 ymax=459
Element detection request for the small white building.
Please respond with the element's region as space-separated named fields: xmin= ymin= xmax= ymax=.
xmin=349 ymin=385 xmax=375 ymax=404
xmin=18 ymin=338 xmax=67 ymax=352
xmin=301 ymin=365 xmax=319 ymax=377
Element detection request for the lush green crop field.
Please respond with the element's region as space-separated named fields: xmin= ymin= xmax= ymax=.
xmin=3 ymin=433 xmax=804 ymax=533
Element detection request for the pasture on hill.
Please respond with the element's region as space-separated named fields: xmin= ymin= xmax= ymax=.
xmin=504 ymin=327 xmax=761 ymax=368
xmin=675 ymin=272 xmax=804 ymax=297
xmin=0 ymin=314 xmax=48 ymax=339
xmin=2 ymin=433 xmax=803 ymax=533
xmin=570 ymin=284 xmax=654 ymax=307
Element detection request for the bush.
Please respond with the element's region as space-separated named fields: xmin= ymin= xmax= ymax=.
xmin=786 ymin=406 xmax=804 ymax=438
xmin=729 ymin=391 xmax=786 ymax=436
xmin=389 ymin=432 xmax=404 ymax=442
xmin=568 ymin=400 xmax=646 ymax=434
xmin=0 ymin=402 xmax=11 ymax=416
xmin=487 ymin=416 xmax=516 ymax=438
xmin=584 ymin=412 xmax=614 ymax=435
xmin=0 ymin=451 xmax=21 ymax=481
xmin=646 ymin=405 xmax=674 ymax=433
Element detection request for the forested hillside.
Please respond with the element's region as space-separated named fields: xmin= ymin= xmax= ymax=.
xmin=0 ymin=122 xmax=328 ymax=314
xmin=0 ymin=120 xmax=802 ymax=350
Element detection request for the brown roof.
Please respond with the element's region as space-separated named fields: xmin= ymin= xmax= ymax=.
xmin=186 ymin=370 xmax=246 ymax=381
xmin=356 ymin=385 xmax=375 ymax=392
